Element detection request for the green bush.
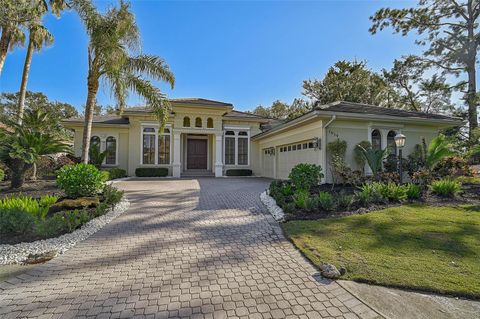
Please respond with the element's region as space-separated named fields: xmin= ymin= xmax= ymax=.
xmin=430 ymin=179 xmax=462 ymax=198
xmin=225 ymin=169 xmax=252 ymax=176
xmin=36 ymin=210 xmax=91 ymax=238
xmin=102 ymin=168 xmax=127 ymax=180
xmin=103 ymin=185 xmax=124 ymax=206
xmin=404 ymin=184 xmax=422 ymax=200
xmin=280 ymin=183 xmax=294 ymax=197
xmin=0 ymin=209 xmax=36 ymax=235
xmin=135 ymin=167 xmax=168 ymax=177
xmin=355 ymin=183 xmax=385 ymax=205
xmin=293 ymin=189 xmax=310 ymax=209
xmin=288 ymin=163 xmax=324 ymax=191
xmin=378 ymin=183 xmax=407 ymax=202
xmin=0 ymin=195 xmax=58 ymax=220
xmin=318 ymin=191 xmax=336 ymax=212
xmin=336 ymin=192 xmax=354 ymax=210
xmin=0 ymin=168 xmax=4 ymax=181
xmin=57 ymin=164 xmax=105 ymax=198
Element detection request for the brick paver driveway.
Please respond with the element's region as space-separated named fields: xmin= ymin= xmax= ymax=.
xmin=0 ymin=178 xmax=380 ymax=319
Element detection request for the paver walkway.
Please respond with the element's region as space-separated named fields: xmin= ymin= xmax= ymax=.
xmin=0 ymin=178 xmax=380 ymax=319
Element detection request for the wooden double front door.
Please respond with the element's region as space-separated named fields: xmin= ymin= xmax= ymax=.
xmin=187 ymin=139 xmax=208 ymax=169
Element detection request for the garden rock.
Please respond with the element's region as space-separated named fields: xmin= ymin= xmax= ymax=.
xmin=260 ymin=191 xmax=285 ymax=221
xmin=48 ymin=197 xmax=100 ymax=214
xmin=320 ymin=262 xmax=342 ymax=279
xmin=24 ymin=251 xmax=57 ymax=264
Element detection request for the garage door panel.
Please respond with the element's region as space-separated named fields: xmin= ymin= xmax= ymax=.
xmin=277 ymin=145 xmax=317 ymax=180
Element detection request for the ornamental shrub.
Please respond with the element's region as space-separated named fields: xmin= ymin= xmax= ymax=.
xmin=135 ymin=167 xmax=168 ymax=177
xmin=103 ymin=185 xmax=124 ymax=206
xmin=404 ymin=183 xmax=422 ymax=200
xmin=355 ymin=183 xmax=385 ymax=205
xmin=225 ymin=169 xmax=252 ymax=176
xmin=102 ymin=168 xmax=127 ymax=180
xmin=57 ymin=163 xmax=105 ymax=198
xmin=0 ymin=168 xmax=4 ymax=181
xmin=0 ymin=195 xmax=58 ymax=220
xmin=430 ymin=179 xmax=462 ymax=198
xmin=293 ymin=189 xmax=310 ymax=209
xmin=0 ymin=209 xmax=36 ymax=235
xmin=378 ymin=183 xmax=407 ymax=202
xmin=336 ymin=192 xmax=354 ymax=210
xmin=432 ymin=156 xmax=472 ymax=178
xmin=288 ymin=163 xmax=324 ymax=191
xmin=318 ymin=191 xmax=336 ymax=212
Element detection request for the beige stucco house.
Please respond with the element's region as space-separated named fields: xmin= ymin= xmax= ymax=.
xmin=63 ymin=99 xmax=462 ymax=182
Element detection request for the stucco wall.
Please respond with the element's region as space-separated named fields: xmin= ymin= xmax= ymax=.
xmin=70 ymin=126 xmax=129 ymax=172
xmin=255 ymin=119 xmax=324 ymax=179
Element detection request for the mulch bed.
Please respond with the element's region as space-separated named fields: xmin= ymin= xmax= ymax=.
xmin=284 ymin=183 xmax=480 ymax=221
xmin=0 ymin=178 xmax=65 ymax=200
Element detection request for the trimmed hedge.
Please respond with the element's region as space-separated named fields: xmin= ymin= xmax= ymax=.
xmin=102 ymin=168 xmax=127 ymax=180
xmin=226 ymin=169 xmax=253 ymax=176
xmin=135 ymin=167 xmax=169 ymax=177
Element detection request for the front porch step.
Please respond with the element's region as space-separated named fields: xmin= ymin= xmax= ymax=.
xmin=181 ymin=170 xmax=215 ymax=177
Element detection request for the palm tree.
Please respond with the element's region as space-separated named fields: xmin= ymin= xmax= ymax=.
xmin=0 ymin=109 xmax=70 ymax=188
xmin=0 ymin=0 xmax=30 ymax=75
xmin=425 ymin=135 xmax=453 ymax=169
xmin=17 ymin=22 xmax=53 ymax=124
xmin=73 ymin=0 xmax=175 ymax=163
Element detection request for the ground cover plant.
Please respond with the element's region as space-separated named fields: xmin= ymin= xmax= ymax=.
xmin=0 ymin=164 xmax=124 ymax=245
xmin=283 ymin=204 xmax=480 ymax=298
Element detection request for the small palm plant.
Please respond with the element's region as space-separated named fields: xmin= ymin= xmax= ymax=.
xmin=0 ymin=109 xmax=70 ymax=188
xmin=425 ymin=135 xmax=453 ymax=169
xmin=357 ymin=145 xmax=389 ymax=179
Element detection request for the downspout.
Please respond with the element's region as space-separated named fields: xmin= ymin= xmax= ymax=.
xmin=322 ymin=115 xmax=336 ymax=183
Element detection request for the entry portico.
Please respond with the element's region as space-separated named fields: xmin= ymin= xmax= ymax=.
xmin=64 ymin=98 xmax=273 ymax=177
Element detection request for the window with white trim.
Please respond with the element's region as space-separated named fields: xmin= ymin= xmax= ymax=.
xmin=142 ymin=128 xmax=156 ymax=164
xmin=105 ymin=136 xmax=116 ymax=165
xmin=141 ymin=126 xmax=172 ymax=165
xmin=158 ymin=128 xmax=170 ymax=164
xmin=238 ymin=131 xmax=248 ymax=165
xmin=224 ymin=129 xmax=250 ymax=166
xmin=224 ymin=131 xmax=236 ymax=165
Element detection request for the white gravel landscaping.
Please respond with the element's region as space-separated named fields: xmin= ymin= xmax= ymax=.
xmin=0 ymin=198 xmax=130 ymax=265
xmin=260 ymin=190 xmax=285 ymax=222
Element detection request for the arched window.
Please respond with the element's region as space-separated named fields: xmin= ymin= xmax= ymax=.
xmin=90 ymin=136 xmax=100 ymax=151
xmin=105 ymin=136 xmax=116 ymax=164
xmin=207 ymin=117 xmax=213 ymax=128
xmin=371 ymin=129 xmax=382 ymax=150
xmin=387 ymin=130 xmax=397 ymax=155
xmin=89 ymin=136 xmax=101 ymax=162
xmin=183 ymin=117 xmax=190 ymax=127
xmin=195 ymin=117 xmax=202 ymax=128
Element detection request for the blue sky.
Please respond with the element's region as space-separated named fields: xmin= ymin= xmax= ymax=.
xmin=0 ymin=0 xmax=418 ymax=113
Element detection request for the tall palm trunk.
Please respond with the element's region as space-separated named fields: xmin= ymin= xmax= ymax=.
xmin=17 ymin=31 xmax=34 ymax=125
xmin=81 ymin=72 xmax=99 ymax=163
xmin=0 ymin=27 xmax=12 ymax=75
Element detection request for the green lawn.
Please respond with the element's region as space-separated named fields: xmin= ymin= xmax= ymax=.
xmin=283 ymin=204 xmax=480 ymax=298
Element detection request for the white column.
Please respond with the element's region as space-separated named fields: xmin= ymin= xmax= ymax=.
xmin=366 ymin=126 xmax=373 ymax=175
xmin=172 ymin=132 xmax=181 ymax=178
xmin=214 ymin=133 xmax=223 ymax=177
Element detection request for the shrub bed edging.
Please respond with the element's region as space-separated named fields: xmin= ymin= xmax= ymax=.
xmin=260 ymin=190 xmax=285 ymax=222
xmin=0 ymin=198 xmax=130 ymax=265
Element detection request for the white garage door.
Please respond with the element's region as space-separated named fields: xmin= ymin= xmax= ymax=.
xmin=277 ymin=141 xmax=317 ymax=180
xmin=262 ymin=148 xmax=275 ymax=178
